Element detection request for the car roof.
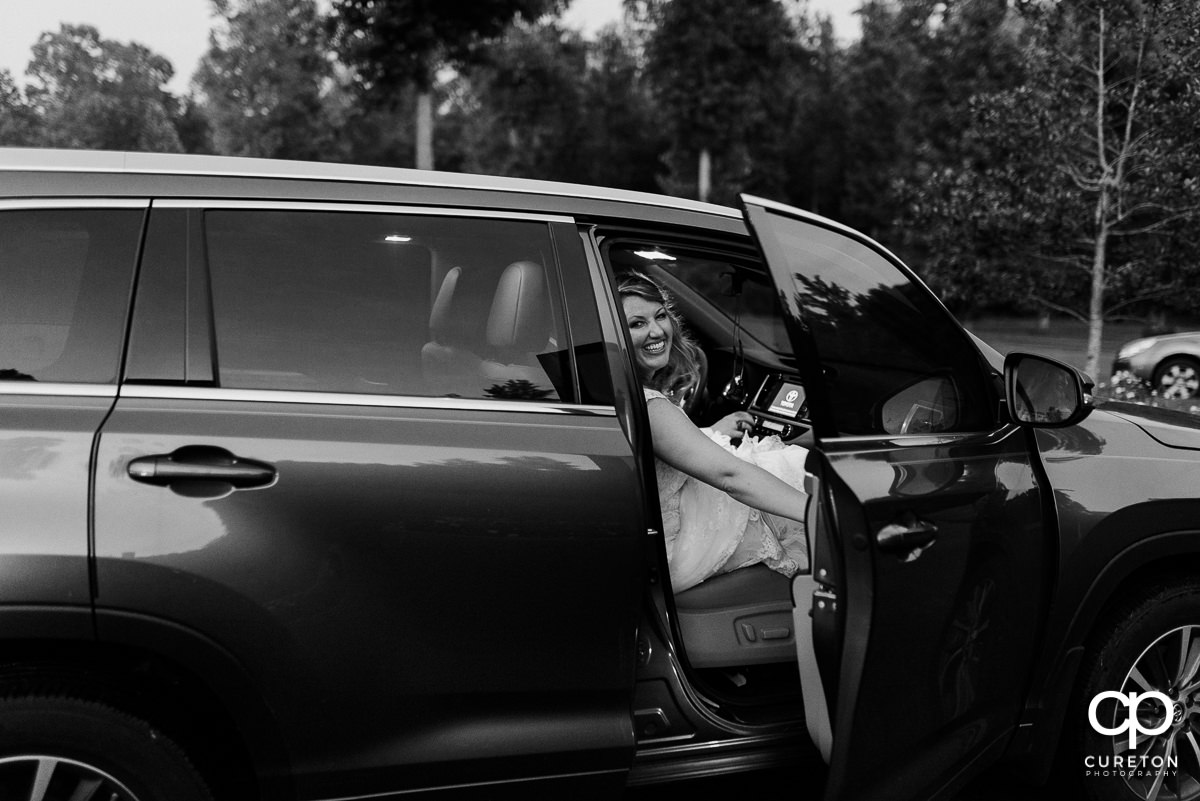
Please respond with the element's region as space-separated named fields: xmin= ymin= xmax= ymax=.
xmin=0 ymin=147 xmax=749 ymax=233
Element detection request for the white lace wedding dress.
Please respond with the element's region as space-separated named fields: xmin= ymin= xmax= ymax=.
xmin=645 ymin=388 xmax=810 ymax=593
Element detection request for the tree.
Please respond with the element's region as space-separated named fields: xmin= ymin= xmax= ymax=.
xmin=0 ymin=70 xmax=40 ymax=146
xmin=174 ymin=96 xmax=214 ymax=155
xmin=329 ymin=0 xmax=565 ymax=170
xmin=24 ymin=24 xmax=182 ymax=152
xmin=442 ymin=20 xmax=589 ymax=179
xmin=834 ymin=0 xmax=946 ymax=236
xmin=902 ymin=0 xmax=1200 ymax=377
xmin=880 ymin=0 xmax=1028 ymax=308
xmin=575 ymin=26 xmax=667 ymax=192
xmin=195 ymin=0 xmax=337 ymax=161
xmin=644 ymin=0 xmax=798 ymax=203
xmin=442 ymin=19 xmax=664 ymax=190
xmin=780 ymin=11 xmax=845 ymax=217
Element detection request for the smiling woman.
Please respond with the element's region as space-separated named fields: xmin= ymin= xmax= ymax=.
xmin=617 ymin=270 xmax=701 ymax=401
xmin=617 ymin=270 xmax=810 ymax=592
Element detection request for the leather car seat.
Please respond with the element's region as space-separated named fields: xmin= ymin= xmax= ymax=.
xmin=480 ymin=260 xmax=557 ymax=399
xmin=421 ymin=266 xmax=488 ymax=396
xmin=673 ymin=564 xmax=797 ymax=668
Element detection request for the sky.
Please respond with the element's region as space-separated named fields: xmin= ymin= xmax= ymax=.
xmin=0 ymin=0 xmax=864 ymax=96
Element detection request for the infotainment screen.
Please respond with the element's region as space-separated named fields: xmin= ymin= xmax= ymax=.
xmin=766 ymin=381 xmax=806 ymax=418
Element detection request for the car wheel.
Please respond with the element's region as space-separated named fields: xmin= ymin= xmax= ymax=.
xmin=1153 ymin=357 xmax=1200 ymax=400
xmin=0 ymin=695 xmax=214 ymax=801
xmin=1078 ymin=581 xmax=1200 ymax=800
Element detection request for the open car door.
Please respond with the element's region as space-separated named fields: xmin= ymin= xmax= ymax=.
xmin=741 ymin=196 xmax=1051 ymax=800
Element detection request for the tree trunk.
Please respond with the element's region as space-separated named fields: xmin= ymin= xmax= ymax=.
xmin=698 ymin=148 xmax=711 ymax=202
xmin=1086 ymin=219 xmax=1108 ymax=381
xmin=415 ymin=90 xmax=433 ymax=171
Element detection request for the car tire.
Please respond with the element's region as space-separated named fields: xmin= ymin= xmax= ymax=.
xmin=0 ymin=694 xmax=214 ymax=801
xmin=1076 ymin=581 xmax=1200 ymax=801
xmin=1153 ymin=357 xmax=1200 ymax=400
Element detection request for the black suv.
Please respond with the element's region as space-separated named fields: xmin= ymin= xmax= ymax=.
xmin=1 ymin=148 xmax=1199 ymax=801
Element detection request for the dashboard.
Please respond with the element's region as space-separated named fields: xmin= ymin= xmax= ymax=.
xmin=748 ymin=373 xmax=810 ymax=440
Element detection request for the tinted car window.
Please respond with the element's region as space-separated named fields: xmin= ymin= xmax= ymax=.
xmin=0 ymin=208 xmax=142 ymax=384
xmin=205 ymin=210 xmax=573 ymax=401
xmin=753 ymin=214 xmax=992 ymax=435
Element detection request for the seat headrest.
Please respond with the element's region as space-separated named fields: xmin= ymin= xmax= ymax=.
xmin=428 ymin=267 xmax=461 ymax=336
xmin=487 ymin=261 xmax=550 ymax=353
xmin=429 ymin=267 xmax=487 ymax=346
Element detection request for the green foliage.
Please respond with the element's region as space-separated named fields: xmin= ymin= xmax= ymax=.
xmin=23 ymin=24 xmax=182 ymax=152
xmin=443 ymin=20 xmax=664 ymax=190
xmin=645 ymin=0 xmax=799 ymax=203
xmin=328 ymin=0 xmax=565 ymax=169
xmin=0 ymin=71 xmax=39 ymax=146
xmin=781 ymin=16 xmax=845 ymax=219
xmin=898 ymin=0 xmax=1200 ymax=328
xmin=836 ymin=0 xmax=1027 ymax=240
xmin=2 ymin=0 xmax=1197 ymax=345
xmin=444 ymin=20 xmax=590 ymax=179
xmin=329 ymin=0 xmax=566 ymax=94
xmin=574 ymin=27 xmax=667 ymax=192
xmin=196 ymin=0 xmax=337 ymax=161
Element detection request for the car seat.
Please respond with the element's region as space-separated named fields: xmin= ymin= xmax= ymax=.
xmin=479 ymin=260 xmax=557 ymax=400
xmin=421 ymin=266 xmax=489 ymax=397
xmin=673 ymin=566 xmax=797 ymax=668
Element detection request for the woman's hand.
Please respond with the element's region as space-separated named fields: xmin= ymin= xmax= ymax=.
xmin=711 ymin=411 xmax=754 ymax=439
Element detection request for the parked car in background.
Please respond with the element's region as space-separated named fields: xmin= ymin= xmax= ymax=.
xmin=1 ymin=148 xmax=1200 ymax=801
xmin=1113 ymin=331 xmax=1200 ymax=399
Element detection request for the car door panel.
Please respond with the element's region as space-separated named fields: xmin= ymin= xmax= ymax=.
xmin=94 ymin=395 xmax=642 ymax=794
xmin=0 ymin=203 xmax=144 ymax=607
xmin=817 ymin=433 xmax=1044 ymax=799
xmin=743 ymin=196 xmax=1049 ymax=800
xmin=0 ymin=393 xmax=113 ymax=605
xmin=93 ymin=205 xmax=647 ymax=797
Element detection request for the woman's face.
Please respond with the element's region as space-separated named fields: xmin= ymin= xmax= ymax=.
xmin=622 ymin=294 xmax=673 ymax=379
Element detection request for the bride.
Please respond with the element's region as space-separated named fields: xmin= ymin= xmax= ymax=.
xmin=618 ymin=271 xmax=811 ymax=593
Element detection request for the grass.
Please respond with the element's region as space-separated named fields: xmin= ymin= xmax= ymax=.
xmin=964 ymin=316 xmax=1151 ymax=378
xmin=964 ymin=315 xmax=1200 ymax=414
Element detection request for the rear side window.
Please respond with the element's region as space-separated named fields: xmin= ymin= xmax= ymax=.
xmin=0 ymin=208 xmax=142 ymax=384
xmin=205 ymin=210 xmax=573 ymax=402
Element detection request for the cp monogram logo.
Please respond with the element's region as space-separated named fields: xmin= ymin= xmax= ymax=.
xmin=1088 ymin=690 xmax=1174 ymax=749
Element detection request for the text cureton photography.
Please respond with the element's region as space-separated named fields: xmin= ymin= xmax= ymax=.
xmin=1084 ymin=754 xmax=1180 ymax=780
xmin=1085 ymin=690 xmax=1182 ymax=780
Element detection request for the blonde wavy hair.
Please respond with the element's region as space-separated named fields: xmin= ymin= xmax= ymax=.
xmin=617 ymin=271 xmax=703 ymax=404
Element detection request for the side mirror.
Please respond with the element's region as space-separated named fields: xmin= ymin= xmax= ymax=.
xmin=1004 ymin=352 xmax=1094 ymax=427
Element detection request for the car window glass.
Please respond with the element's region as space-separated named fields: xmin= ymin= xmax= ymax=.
xmin=753 ymin=214 xmax=992 ymax=436
xmin=0 ymin=208 xmax=141 ymax=384
xmin=205 ymin=210 xmax=572 ymax=402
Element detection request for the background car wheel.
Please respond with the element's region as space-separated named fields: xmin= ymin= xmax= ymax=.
xmin=1153 ymin=357 xmax=1200 ymax=400
xmin=1077 ymin=581 xmax=1200 ymax=801
xmin=0 ymin=694 xmax=214 ymax=801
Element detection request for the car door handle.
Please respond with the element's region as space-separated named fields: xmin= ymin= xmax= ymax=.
xmin=876 ymin=512 xmax=938 ymax=556
xmin=127 ymin=446 xmax=276 ymax=489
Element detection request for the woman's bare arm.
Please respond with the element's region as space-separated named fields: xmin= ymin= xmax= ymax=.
xmin=646 ymin=396 xmax=808 ymax=521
